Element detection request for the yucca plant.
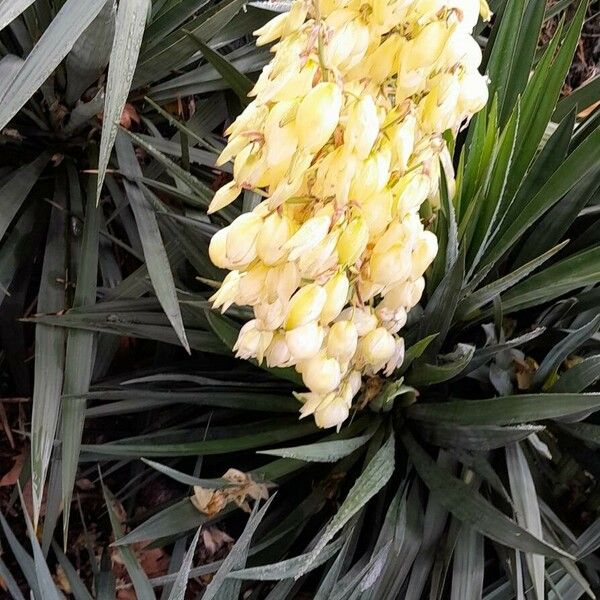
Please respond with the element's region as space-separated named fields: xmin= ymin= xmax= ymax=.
xmin=2 ymin=0 xmax=600 ymax=598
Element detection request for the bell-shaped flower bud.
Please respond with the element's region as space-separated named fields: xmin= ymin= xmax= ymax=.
xmin=359 ymin=327 xmax=397 ymax=369
xmin=209 ymin=227 xmax=232 ymax=270
xmin=284 ymin=214 xmax=331 ymax=260
xmin=321 ymin=272 xmax=350 ymax=324
xmin=286 ymin=321 xmax=324 ymax=360
xmin=337 ymin=216 xmax=369 ymax=266
xmin=410 ymin=230 xmax=438 ymax=279
xmin=208 ymin=180 xmax=242 ymax=215
xmin=296 ymin=83 xmax=343 ymax=153
xmin=336 ymin=306 xmax=378 ymax=336
xmin=301 ymin=353 xmax=343 ymax=394
xmin=314 ymin=393 xmax=350 ymax=429
xmin=225 ymin=212 xmax=263 ymax=267
xmin=265 ymin=333 xmax=293 ymax=367
xmin=234 ymin=319 xmax=273 ymax=363
xmin=210 ymin=270 xmax=242 ymax=313
xmin=327 ymin=320 xmax=358 ymax=363
xmin=345 ymin=96 xmax=379 ymax=159
xmin=257 ymin=211 xmax=294 ymax=265
xmin=237 ymin=263 xmax=269 ymax=306
xmin=284 ymin=283 xmax=327 ymax=330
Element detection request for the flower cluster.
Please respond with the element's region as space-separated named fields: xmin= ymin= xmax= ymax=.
xmin=209 ymin=0 xmax=490 ymax=429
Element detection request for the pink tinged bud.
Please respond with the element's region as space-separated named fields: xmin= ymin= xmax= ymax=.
xmin=384 ymin=337 xmax=405 ymax=376
xmin=285 ymin=321 xmax=324 ymax=360
xmin=336 ymin=306 xmax=378 ymax=336
xmin=265 ymin=333 xmax=293 ymax=368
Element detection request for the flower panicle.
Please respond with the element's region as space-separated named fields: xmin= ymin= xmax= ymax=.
xmin=208 ymin=0 xmax=491 ymax=429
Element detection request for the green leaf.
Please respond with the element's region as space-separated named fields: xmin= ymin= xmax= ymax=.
xmin=0 ymin=557 xmax=26 ymax=600
xmin=0 ymin=0 xmax=107 ymax=129
xmin=0 ymin=204 xmax=40 ymax=306
xmin=407 ymin=393 xmax=600 ymax=427
xmin=398 ymin=334 xmax=438 ymax=375
xmin=497 ymin=245 xmax=600 ymax=316
xmin=60 ymin=164 xmax=102 ymax=541
xmin=123 ymin=129 xmax=214 ymax=206
xmin=64 ymin=0 xmax=116 ymax=105
xmin=30 ymin=192 xmax=67 ymax=527
xmin=102 ymin=480 xmax=155 ymax=599
xmin=298 ymin=431 xmax=395 ymax=576
xmin=228 ymin=538 xmax=345 ymax=581
xmin=166 ymin=528 xmax=202 ymax=600
xmin=484 ymin=0 xmax=527 ymax=121
xmin=82 ymin=420 xmax=319 ymax=457
xmin=141 ymin=459 xmax=233 ymax=488
xmin=258 ymin=420 xmax=377 ymax=462
xmin=417 ymin=422 xmax=544 ymax=452
xmin=17 ymin=486 xmax=62 ymax=600
xmin=550 ymin=355 xmax=600 ymax=393
xmin=417 ymin=248 xmax=464 ymax=356
xmin=457 ymin=243 xmax=567 ymax=321
xmin=115 ymin=132 xmax=190 ymax=352
xmin=183 ymin=28 xmax=253 ymax=103
xmin=506 ymin=443 xmax=545 ymax=600
xmin=468 ymin=104 xmax=520 ymax=271
xmin=134 ymin=0 xmax=246 ymax=86
xmin=0 ymin=0 xmax=37 ymax=31
xmin=533 ymin=315 xmax=600 ymax=387
xmin=51 ymin=542 xmax=94 ymax=600
xmin=203 ymin=498 xmax=274 ymax=600
xmin=401 ymin=429 xmax=572 ymax=560
xmin=558 ymin=422 xmax=600 ymax=446
xmin=0 ymin=512 xmax=40 ymax=597
xmin=515 ymin=166 xmax=600 ymax=267
xmin=0 ymin=154 xmax=49 ymax=243
xmin=554 ymin=74 xmax=600 ymax=122
xmin=407 ymin=344 xmax=475 ymax=387
xmin=450 ymin=526 xmax=484 ymax=600
xmin=480 ymin=120 xmax=600 ymax=276
xmin=96 ymin=551 xmax=116 ymax=599
xmin=97 ymin=0 xmax=150 ymax=202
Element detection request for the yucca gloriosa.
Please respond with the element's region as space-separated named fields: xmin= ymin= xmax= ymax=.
xmin=1 ymin=0 xmax=600 ymax=598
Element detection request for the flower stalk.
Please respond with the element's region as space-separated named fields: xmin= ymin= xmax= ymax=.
xmin=209 ymin=0 xmax=491 ymax=429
